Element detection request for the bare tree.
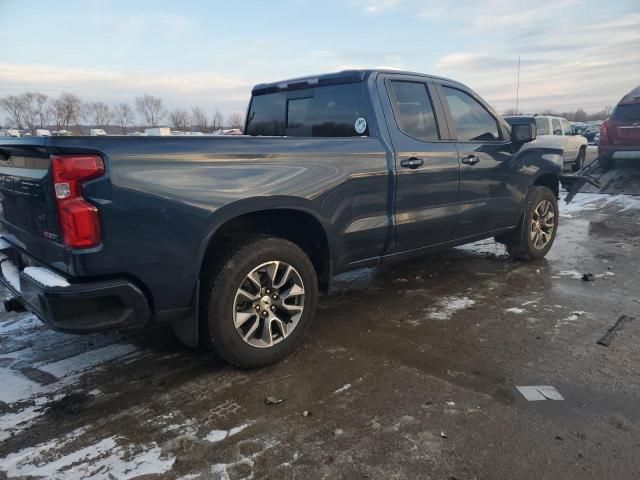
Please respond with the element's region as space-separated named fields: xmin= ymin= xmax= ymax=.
xmin=115 ymin=103 xmax=135 ymax=134
xmin=85 ymin=101 xmax=112 ymax=127
xmin=50 ymin=102 xmax=64 ymax=130
xmin=135 ymin=94 xmax=164 ymax=127
xmin=54 ymin=93 xmax=83 ymax=130
xmin=169 ymin=108 xmax=190 ymax=130
xmin=34 ymin=93 xmax=49 ymax=128
xmin=191 ymin=107 xmax=208 ymax=132
xmin=212 ymin=110 xmax=224 ymax=131
xmin=20 ymin=92 xmax=40 ymax=132
xmin=227 ymin=113 xmax=244 ymax=130
xmin=0 ymin=95 xmax=25 ymax=129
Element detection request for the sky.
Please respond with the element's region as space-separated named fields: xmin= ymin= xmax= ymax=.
xmin=0 ymin=0 xmax=639 ymax=118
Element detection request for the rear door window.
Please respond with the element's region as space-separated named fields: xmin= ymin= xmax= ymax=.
xmin=535 ymin=118 xmax=550 ymax=135
xmin=612 ymin=104 xmax=640 ymax=122
xmin=388 ymin=81 xmax=439 ymax=141
xmin=561 ymin=119 xmax=573 ymax=135
xmin=442 ymin=87 xmax=500 ymax=141
xmin=246 ymin=83 xmax=370 ymax=137
xmin=552 ymin=119 xmax=562 ymax=135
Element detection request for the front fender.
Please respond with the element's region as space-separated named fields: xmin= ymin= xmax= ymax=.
xmin=516 ymin=142 xmax=564 ymax=173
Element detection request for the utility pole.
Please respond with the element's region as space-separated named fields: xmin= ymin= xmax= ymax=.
xmin=515 ymin=55 xmax=521 ymax=115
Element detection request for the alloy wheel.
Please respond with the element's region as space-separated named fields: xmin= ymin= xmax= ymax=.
xmin=233 ymin=261 xmax=305 ymax=348
xmin=530 ymin=200 xmax=555 ymax=249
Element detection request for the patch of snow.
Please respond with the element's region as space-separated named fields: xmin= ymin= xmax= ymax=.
xmin=204 ymin=423 xmax=251 ymax=443
xmin=553 ymin=270 xmax=614 ymax=280
xmin=0 ymin=312 xmax=41 ymax=334
xmin=205 ymin=430 xmax=228 ymax=443
xmin=426 ymin=296 xmax=475 ymax=321
xmin=556 ymin=311 xmax=587 ymax=329
xmin=562 ymin=193 xmax=640 ymax=214
xmin=23 ymin=267 xmax=70 ymax=288
xmin=0 ymin=312 xmax=141 ymax=441
xmin=39 ymin=343 xmax=138 ymax=378
xmin=333 ymin=383 xmax=351 ymax=394
xmin=553 ymin=270 xmax=583 ymax=279
xmin=505 ymin=308 xmax=525 ymax=314
xmin=0 ymin=237 xmax=12 ymax=249
xmin=0 ymin=434 xmax=175 ymax=479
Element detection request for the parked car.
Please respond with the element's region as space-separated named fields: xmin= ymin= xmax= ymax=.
xmin=145 ymin=127 xmax=171 ymax=136
xmin=504 ymin=115 xmax=588 ymax=171
xmin=571 ymin=123 xmax=587 ymax=135
xmin=90 ymin=129 xmax=107 ymax=136
xmin=582 ymin=123 xmax=601 ymax=143
xmin=598 ymin=85 xmax=640 ymax=169
xmin=594 ymin=132 xmax=600 ymax=145
xmin=1 ymin=69 xmax=576 ymax=367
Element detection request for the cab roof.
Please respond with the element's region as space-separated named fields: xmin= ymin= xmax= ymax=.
xmin=251 ymin=69 xmax=458 ymax=95
xmin=619 ymin=85 xmax=640 ymax=105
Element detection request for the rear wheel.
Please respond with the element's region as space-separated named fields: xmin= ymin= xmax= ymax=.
xmin=572 ymin=147 xmax=585 ymax=172
xmin=499 ymin=186 xmax=558 ymax=261
xmin=201 ymin=235 xmax=318 ymax=368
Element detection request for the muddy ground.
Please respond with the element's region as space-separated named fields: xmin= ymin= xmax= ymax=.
xmin=1 ymin=155 xmax=639 ymax=479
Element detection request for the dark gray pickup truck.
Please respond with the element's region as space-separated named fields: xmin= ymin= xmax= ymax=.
xmin=0 ymin=70 xmax=569 ymax=367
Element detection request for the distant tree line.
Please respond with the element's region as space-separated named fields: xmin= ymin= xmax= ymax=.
xmin=0 ymin=91 xmax=245 ymax=134
xmin=502 ymin=106 xmax=613 ymax=122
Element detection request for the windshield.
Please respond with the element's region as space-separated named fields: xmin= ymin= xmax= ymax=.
xmin=535 ymin=118 xmax=550 ymax=135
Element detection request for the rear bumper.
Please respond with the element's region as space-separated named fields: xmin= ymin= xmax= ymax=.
xmin=598 ymin=145 xmax=640 ymax=159
xmin=0 ymin=243 xmax=149 ymax=333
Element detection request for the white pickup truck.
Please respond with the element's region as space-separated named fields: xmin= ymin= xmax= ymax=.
xmin=505 ymin=115 xmax=588 ymax=171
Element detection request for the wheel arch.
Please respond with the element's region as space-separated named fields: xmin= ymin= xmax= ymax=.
xmin=198 ymin=198 xmax=334 ymax=292
xmin=532 ymin=173 xmax=560 ymax=198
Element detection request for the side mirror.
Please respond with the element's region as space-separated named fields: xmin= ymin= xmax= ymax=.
xmin=511 ymin=122 xmax=536 ymax=143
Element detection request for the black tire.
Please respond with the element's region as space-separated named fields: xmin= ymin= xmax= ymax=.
xmin=503 ymin=186 xmax=558 ymax=261
xmin=600 ymin=154 xmax=615 ymax=170
xmin=572 ymin=147 xmax=585 ymax=172
xmin=201 ymin=235 xmax=318 ymax=368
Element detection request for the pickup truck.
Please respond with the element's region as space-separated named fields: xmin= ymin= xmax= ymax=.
xmin=0 ymin=70 xmax=568 ymax=368
xmin=504 ymin=115 xmax=588 ymax=171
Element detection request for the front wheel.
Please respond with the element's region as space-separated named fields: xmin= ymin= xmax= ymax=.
xmin=501 ymin=186 xmax=558 ymax=261
xmin=201 ymin=235 xmax=318 ymax=368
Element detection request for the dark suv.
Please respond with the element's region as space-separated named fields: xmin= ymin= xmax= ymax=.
xmin=598 ymin=86 xmax=640 ymax=169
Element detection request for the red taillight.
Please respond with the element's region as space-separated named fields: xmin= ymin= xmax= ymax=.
xmin=599 ymin=121 xmax=610 ymax=146
xmin=51 ymin=155 xmax=105 ymax=248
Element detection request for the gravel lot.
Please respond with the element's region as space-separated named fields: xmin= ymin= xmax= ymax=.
xmin=1 ymin=161 xmax=639 ymax=479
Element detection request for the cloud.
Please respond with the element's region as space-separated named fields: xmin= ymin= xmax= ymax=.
xmin=430 ymin=8 xmax=640 ymax=113
xmin=357 ymin=0 xmax=402 ymax=14
xmin=0 ymin=64 xmax=252 ymax=114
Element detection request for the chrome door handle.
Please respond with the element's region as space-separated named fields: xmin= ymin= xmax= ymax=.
xmin=400 ymin=157 xmax=424 ymax=169
xmin=461 ymin=155 xmax=480 ymax=165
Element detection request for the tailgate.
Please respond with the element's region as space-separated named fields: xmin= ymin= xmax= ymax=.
xmin=610 ymin=103 xmax=640 ymax=146
xmin=0 ymin=142 xmax=67 ymax=268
